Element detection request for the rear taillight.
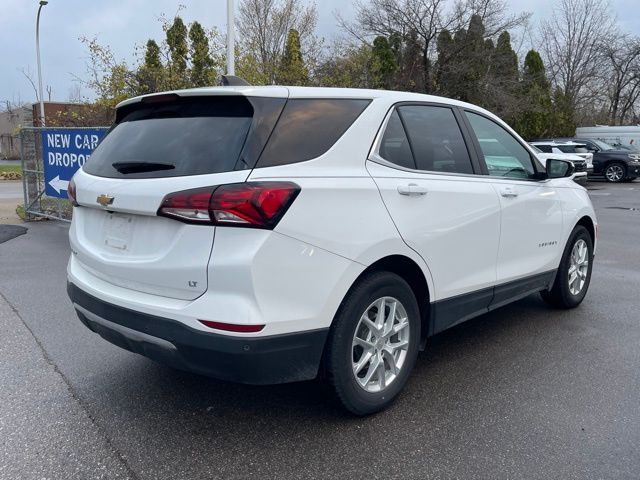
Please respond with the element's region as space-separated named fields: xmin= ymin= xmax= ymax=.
xmin=68 ymin=178 xmax=79 ymax=206
xmin=157 ymin=182 xmax=300 ymax=229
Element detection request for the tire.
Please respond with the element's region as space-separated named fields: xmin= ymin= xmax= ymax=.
xmin=540 ymin=225 xmax=593 ymax=309
xmin=603 ymin=162 xmax=627 ymax=182
xmin=324 ymin=271 xmax=420 ymax=415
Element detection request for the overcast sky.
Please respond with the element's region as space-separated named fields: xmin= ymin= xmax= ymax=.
xmin=1 ymin=0 xmax=639 ymax=105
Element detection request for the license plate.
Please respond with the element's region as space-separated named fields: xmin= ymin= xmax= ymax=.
xmin=104 ymin=213 xmax=133 ymax=251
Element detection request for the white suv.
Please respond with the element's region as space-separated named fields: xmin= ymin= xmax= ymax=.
xmin=529 ymin=140 xmax=594 ymax=173
xmin=67 ymin=86 xmax=597 ymax=415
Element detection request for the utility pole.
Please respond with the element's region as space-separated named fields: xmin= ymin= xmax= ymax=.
xmin=36 ymin=0 xmax=48 ymax=126
xmin=227 ymin=0 xmax=235 ymax=75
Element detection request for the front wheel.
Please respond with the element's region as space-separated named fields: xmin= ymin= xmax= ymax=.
xmin=324 ymin=271 xmax=420 ymax=415
xmin=604 ymin=162 xmax=626 ymax=182
xmin=541 ymin=225 xmax=593 ymax=308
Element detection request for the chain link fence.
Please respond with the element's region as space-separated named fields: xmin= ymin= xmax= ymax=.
xmin=20 ymin=126 xmax=108 ymax=222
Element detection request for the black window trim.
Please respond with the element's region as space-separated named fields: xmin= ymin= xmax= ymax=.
xmin=369 ymin=101 xmax=485 ymax=178
xmin=459 ymin=108 xmax=549 ymax=183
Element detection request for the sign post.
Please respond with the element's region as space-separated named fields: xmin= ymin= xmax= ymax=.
xmin=41 ymin=128 xmax=107 ymax=199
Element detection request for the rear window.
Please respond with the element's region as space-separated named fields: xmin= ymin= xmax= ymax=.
xmin=256 ymin=98 xmax=371 ymax=168
xmin=84 ymin=96 xmax=285 ymax=179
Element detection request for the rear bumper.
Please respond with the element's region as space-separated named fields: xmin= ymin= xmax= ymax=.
xmin=68 ymin=282 xmax=328 ymax=385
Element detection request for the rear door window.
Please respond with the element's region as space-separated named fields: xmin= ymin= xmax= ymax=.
xmin=84 ymin=96 xmax=285 ymax=179
xmin=397 ymin=105 xmax=474 ymax=174
xmin=378 ymin=110 xmax=416 ymax=169
xmin=256 ymin=99 xmax=371 ymax=168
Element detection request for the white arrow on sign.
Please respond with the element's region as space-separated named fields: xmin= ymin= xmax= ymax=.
xmin=48 ymin=175 xmax=69 ymax=194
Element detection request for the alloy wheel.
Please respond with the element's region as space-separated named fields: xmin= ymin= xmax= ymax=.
xmin=605 ymin=164 xmax=624 ymax=182
xmin=351 ymin=297 xmax=410 ymax=393
xmin=568 ymin=239 xmax=589 ymax=295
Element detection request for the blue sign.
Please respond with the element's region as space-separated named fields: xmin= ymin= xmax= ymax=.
xmin=41 ymin=128 xmax=108 ymax=198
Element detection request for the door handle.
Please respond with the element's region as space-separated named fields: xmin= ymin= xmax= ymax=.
xmin=397 ymin=184 xmax=428 ymax=196
xmin=500 ymin=187 xmax=518 ymax=198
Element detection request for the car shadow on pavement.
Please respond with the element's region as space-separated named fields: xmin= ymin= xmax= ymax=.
xmin=85 ymin=293 xmax=563 ymax=428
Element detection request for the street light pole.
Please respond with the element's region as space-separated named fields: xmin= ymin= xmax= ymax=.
xmin=36 ymin=0 xmax=48 ymax=127
xmin=227 ymin=0 xmax=235 ymax=75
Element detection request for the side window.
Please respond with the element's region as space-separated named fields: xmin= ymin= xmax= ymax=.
xmin=378 ymin=110 xmax=416 ymax=169
xmin=257 ymin=99 xmax=371 ymax=168
xmin=465 ymin=111 xmax=536 ymax=179
xmin=398 ymin=105 xmax=474 ymax=174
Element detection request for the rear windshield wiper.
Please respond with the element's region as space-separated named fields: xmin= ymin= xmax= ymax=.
xmin=112 ymin=161 xmax=175 ymax=174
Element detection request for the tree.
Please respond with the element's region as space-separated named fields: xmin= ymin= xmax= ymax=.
xmin=189 ymin=21 xmax=217 ymax=87
xmin=435 ymin=15 xmax=492 ymax=103
xmin=371 ymin=36 xmax=397 ymax=89
xmin=78 ymin=36 xmax=136 ymax=108
xmin=485 ymin=31 xmax=520 ymax=123
xmin=276 ymin=29 xmax=309 ymax=85
xmin=315 ymin=43 xmax=376 ymax=88
xmin=237 ymin=0 xmax=319 ymax=84
xmin=137 ymin=40 xmax=164 ymax=94
xmin=551 ymin=87 xmax=576 ymax=137
xmin=340 ymin=0 xmax=530 ymax=94
xmin=540 ymin=0 xmax=616 ymax=115
xmin=459 ymin=14 xmax=488 ymax=104
xmin=166 ymin=16 xmax=189 ymax=88
xmin=392 ymin=31 xmax=425 ymax=91
xmin=494 ymin=31 xmax=518 ymax=82
xmin=515 ymin=49 xmax=553 ymax=139
xmin=601 ymin=35 xmax=640 ymax=124
xmin=435 ymin=29 xmax=455 ymax=95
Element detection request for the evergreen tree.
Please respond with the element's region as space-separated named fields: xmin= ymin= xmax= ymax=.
xmin=487 ymin=31 xmax=518 ymax=124
xmin=166 ymin=17 xmax=189 ymax=88
xmin=137 ymin=39 xmax=164 ymax=94
xmin=551 ymin=87 xmax=577 ymax=137
xmin=388 ymin=30 xmax=425 ymax=92
xmin=144 ymin=39 xmax=162 ymax=71
xmin=189 ymin=21 xmax=216 ymax=87
xmin=435 ymin=29 xmax=454 ymax=96
xmin=371 ymin=36 xmax=397 ymax=89
xmin=276 ymin=29 xmax=309 ymax=86
xmin=462 ymin=15 xmax=488 ymax=105
xmin=494 ymin=32 xmax=518 ymax=82
xmin=515 ymin=49 xmax=553 ymax=139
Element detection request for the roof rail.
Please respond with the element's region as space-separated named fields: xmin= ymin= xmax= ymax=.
xmin=221 ymin=75 xmax=251 ymax=87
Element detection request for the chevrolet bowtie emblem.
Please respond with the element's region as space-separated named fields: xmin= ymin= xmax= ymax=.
xmin=97 ymin=194 xmax=114 ymax=207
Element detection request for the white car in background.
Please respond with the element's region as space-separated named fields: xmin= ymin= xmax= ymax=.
xmin=530 ymin=141 xmax=594 ymax=173
xmin=67 ymin=83 xmax=597 ymax=415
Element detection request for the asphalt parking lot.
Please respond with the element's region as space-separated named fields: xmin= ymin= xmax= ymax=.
xmin=0 ymin=181 xmax=639 ymax=480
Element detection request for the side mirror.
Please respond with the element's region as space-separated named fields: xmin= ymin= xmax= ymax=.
xmin=546 ymin=158 xmax=575 ymax=178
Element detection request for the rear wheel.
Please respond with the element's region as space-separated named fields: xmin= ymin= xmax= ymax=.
xmin=604 ymin=162 xmax=626 ymax=182
xmin=324 ymin=271 xmax=420 ymax=415
xmin=541 ymin=225 xmax=593 ymax=309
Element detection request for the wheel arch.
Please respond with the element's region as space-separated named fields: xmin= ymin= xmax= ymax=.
xmin=575 ymin=215 xmax=596 ymax=244
xmin=351 ymin=254 xmax=432 ymax=347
